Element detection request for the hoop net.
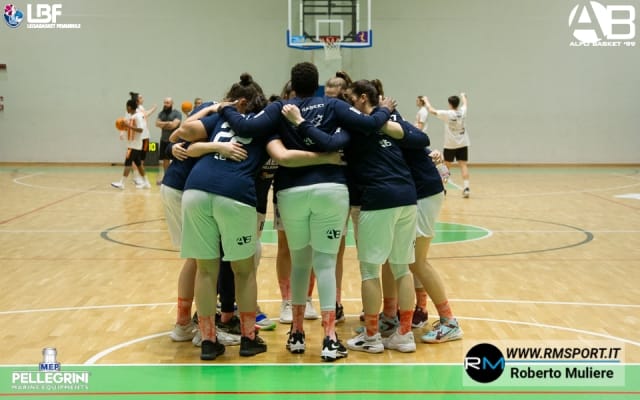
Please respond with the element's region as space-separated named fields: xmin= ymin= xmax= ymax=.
xmin=321 ymin=36 xmax=342 ymax=61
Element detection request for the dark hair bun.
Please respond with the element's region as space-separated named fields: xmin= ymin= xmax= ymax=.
xmin=240 ymin=73 xmax=253 ymax=86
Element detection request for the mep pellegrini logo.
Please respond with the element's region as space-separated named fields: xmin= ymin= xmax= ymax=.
xmin=569 ymin=1 xmax=636 ymax=46
xmin=10 ymin=348 xmax=90 ymax=392
xmin=2 ymin=3 xmax=81 ymax=29
xmin=463 ymin=340 xmax=626 ymax=387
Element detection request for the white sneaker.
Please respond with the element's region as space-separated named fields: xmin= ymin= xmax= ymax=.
xmin=217 ymin=330 xmax=241 ymax=346
xmin=279 ymin=300 xmax=293 ymax=324
xmin=111 ymin=181 xmax=124 ymax=189
xmin=382 ymin=330 xmax=416 ymax=353
xmin=169 ymin=322 xmax=196 ymax=342
xmin=255 ymin=312 xmax=276 ymax=331
xmin=192 ymin=329 xmax=202 ymax=347
xmin=346 ymin=332 xmax=384 ymax=354
xmin=304 ymin=298 xmax=319 ymax=320
xmin=136 ymin=181 xmax=151 ymax=189
xmin=133 ymin=177 xmax=144 ymax=186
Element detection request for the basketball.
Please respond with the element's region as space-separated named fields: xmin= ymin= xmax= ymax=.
xmin=115 ymin=117 xmax=126 ymax=131
xmin=181 ymin=101 xmax=193 ymax=114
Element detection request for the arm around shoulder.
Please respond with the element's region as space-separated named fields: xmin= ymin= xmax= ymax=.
xmin=266 ymin=139 xmax=343 ymax=168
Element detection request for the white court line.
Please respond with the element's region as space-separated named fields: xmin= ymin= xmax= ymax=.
xmin=0 ymin=229 xmax=169 ymax=233
xmin=12 ymin=172 xmax=160 ymax=196
xmin=2 ymin=229 xmax=640 ymax=234
xmin=2 ymin=297 xmax=638 ymax=316
xmin=490 ymin=181 xmax=640 ymax=198
xmin=85 ymin=332 xmax=170 ymax=365
xmin=83 ymin=314 xmax=640 ymax=364
xmin=10 ymin=169 xmax=640 ymax=198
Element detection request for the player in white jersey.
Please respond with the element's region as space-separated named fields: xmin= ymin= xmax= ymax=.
xmin=415 ymin=96 xmax=429 ymax=133
xmin=111 ymin=99 xmax=150 ymax=189
xmin=425 ymin=93 xmax=470 ymax=197
xmin=129 ymin=92 xmax=156 ymax=188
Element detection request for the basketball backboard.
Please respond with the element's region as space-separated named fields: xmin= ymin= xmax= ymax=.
xmin=287 ymin=0 xmax=372 ymax=49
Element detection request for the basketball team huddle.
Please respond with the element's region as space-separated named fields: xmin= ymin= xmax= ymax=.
xmin=119 ymin=62 xmax=470 ymax=362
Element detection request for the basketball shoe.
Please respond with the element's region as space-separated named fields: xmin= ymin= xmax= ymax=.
xmin=321 ymin=336 xmax=348 ymax=362
xmin=286 ymin=330 xmax=306 ymax=354
xmin=279 ymin=300 xmax=293 ymax=324
xmin=412 ymin=306 xmax=429 ymax=328
xmin=200 ymin=340 xmax=225 ymax=361
xmin=169 ymin=322 xmax=197 ymax=342
xmin=304 ymin=298 xmax=319 ymax=320
xmin=346 ymin=332 xmax=384 ymax=354
xmin=421 ymin=318 xmax=463 ymax=343
xmin=255 ymin=311 xmax=276 ymax=331
xmin=382 ymin=330 xmax=416 ymax=353
xmin=354 ymin=312 xmax=399 ymax=337
xmin=239 ymin=335 xmax=267 ymax=357
xmin=336 ymin=303 xmax=345 ymax=324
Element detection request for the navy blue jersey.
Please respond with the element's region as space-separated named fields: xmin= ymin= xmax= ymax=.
xmin=189 ymin=101 xmax=215 ymax=116
xmin=403 ymin=146 xmax=444 ymax=199
xmin=219 ymin=96 xmax=391 ymax=193
xmin=161 ymin=141 xmax=197 ymax=191
xmin=183 ymin=113 xmax=274 ymax=207
xmin=392 ymin=114 xmax=444 ymax=199
xmin=342 ymin=108 xmax=423 ymax=211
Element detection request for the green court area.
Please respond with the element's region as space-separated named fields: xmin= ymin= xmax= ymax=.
xmin=1 ymin=364 xmax=638 ymax=399
xmin=260 ymin=221 xmax=490 ymax=247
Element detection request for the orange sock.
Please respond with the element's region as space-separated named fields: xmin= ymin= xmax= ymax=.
xmin=416 ymin=289 xmax=428 ymax=310
xmin=199 ymin=315 xmax=216 ymax=342
xmin=382 ymin=297 xmax=397 ymax=319
xmin=239 ymin=312 xmax=256 ymax=339
xmin=321 ymin=310 xmax=336 ymax=340
xmin=278 ymin=278 xmax=290 ymax=301
xmin=177 ymin=297 xmax=192 ymax=326
xmin=435 ymin=300 xmax=454 ymax=320
xmin=364 ymin=313 xmax=379 ymax=337
xmin=398 ymin=310 xmax=413 ymax=335
xmin=292 ymin=304 xmax=305 ymax=333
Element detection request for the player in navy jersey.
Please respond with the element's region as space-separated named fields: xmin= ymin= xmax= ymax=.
xmin=373 ymin=112 xmax=463 ymax=347
xmin=173 ymin=75 xmax=271 ymax=360
xmin=340 ymin=79 xmax=426 ymax=354
xmin=173 ymin=73 xmax=343 ymax=361
xmin=218 ymin=63 xmax=399 ymax=361
xmin=162 ymin=132 xmax=248 ymax=345
xmin=323 ymin=71 xmax=354 ymax=323
xmin=269 ymin=83 xmax=320 ymax=325
xmin=164 ymin=99 xmax=250 ymax=348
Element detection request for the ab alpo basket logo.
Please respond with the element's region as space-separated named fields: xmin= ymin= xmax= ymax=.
xmin=569 ymin=1 xmax=636 ymax=46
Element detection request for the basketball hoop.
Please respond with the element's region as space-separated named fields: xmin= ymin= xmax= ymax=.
xmin=321 ymin=36 xmax=342 ymax=61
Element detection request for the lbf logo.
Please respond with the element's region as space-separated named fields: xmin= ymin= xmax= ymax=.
xmin=27 ymin=3 xmax=62 ymax=23
xmin=464 ymin=343 xmax=505 ymax=383
xmin=569 ymin=1 xmax=636 ymax=43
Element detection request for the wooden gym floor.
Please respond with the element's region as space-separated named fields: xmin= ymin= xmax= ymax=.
xmin=0 ymin=164 xmax=638 ymax=399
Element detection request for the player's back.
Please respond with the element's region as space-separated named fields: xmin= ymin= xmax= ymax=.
xmin=184 ymin=114 xmax=271 ymax=207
